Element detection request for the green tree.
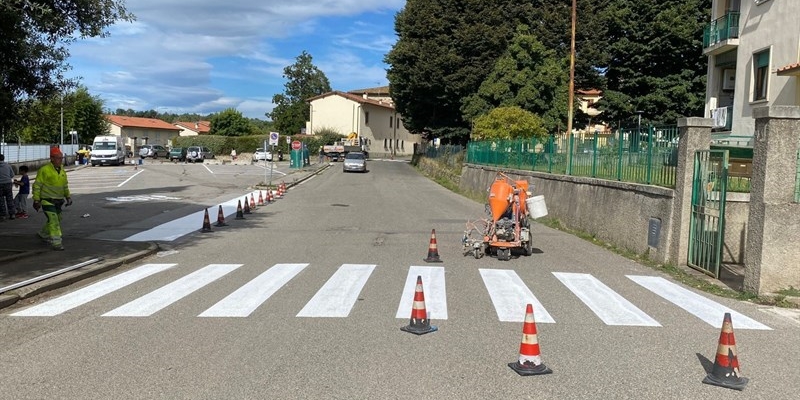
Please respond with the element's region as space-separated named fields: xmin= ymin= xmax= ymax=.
xmin=267 ymin=51 xmax=331 ymax=136
xmin=461 ymin=27 xmax=569 ymax=134
xmin=472 ymin=106 xmax=546 ymax=141
xmin=210 ymin=108 xmax=251 ymax=137
xmin=595 ymin=0 xmax=710 ymax=127
xmin=386 ymin=0 xmax=543 ymax=143
xmin=16 ymin=87 xmax=106 ymax=144
xmin=0 ymin=0 xmax=134 ymax=134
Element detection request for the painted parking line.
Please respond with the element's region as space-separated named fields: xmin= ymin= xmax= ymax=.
xmin=553 ymin=272 xmax=661 ymax=326
xmin=627 ymin=275 xmax=771 ymax=330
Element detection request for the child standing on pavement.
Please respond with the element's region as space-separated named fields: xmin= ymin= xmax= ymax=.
xmin=14 ymin=165 xmax=30 ymax=218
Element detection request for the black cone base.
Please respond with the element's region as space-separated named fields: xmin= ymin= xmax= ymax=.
xmin=508 ymin=361 xmax=552 ymax=376
xmin=702 ymin=373 xmax=748 ymax=391
xmin=400 ymin=323 xmax=438 ymax=335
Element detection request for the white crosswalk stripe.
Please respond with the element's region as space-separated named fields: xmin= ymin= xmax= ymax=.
xmin=627 ymin=275 xmax=771 ymax=330
xmin=297 ymin=264 xmax=376 ymax=318
xmin=395 ymin=266 xmax=448 ymax=320
xmin=10 ymin=264 xmax=176 ymax=317
xmin=479 ymin=269 xmax=554 ymax=323
xmin=200 ymin=263 xmax=308 ymax=318
xmin=102 ymin=264 xmax=241 ymax=317
xmin=553 ymin=272 xmax=661 ymax=326
xmin=8 ymin=263 xmax=773 ymax=330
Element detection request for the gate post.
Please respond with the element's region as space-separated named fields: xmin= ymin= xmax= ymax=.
xmin=744 ymin=106 xmax=800 ymax=294
xmin=669 ymin=117 xmax=713 ymax=266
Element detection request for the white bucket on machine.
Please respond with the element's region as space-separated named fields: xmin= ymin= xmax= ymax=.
xmin=526 ymin=195 xmax=548 ymax=219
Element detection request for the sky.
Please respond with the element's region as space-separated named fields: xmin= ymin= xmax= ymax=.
xmin=66 ymin=0 xmax=407 ymax=120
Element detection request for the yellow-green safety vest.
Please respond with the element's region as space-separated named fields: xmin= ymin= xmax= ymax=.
xmin=32 ymin=163 xmax=70 ymax=201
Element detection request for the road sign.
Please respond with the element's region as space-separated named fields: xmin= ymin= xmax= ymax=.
xmin=269 ymin=132 xmax=279 ymax=146
xmin=291 ymin=141 xmax=301 ymax=150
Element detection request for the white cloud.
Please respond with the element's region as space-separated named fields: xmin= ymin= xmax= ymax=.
xmin=68 ymin=0 xmax=406 ymax=119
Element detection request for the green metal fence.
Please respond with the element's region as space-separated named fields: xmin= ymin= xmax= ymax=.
xmin=466 ymin=125 xmax=680 ymax=187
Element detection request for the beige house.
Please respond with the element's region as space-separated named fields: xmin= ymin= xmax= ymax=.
xmin=703 ymin=0 xmax=800 ymax=140
xmin=174 ymin=121 xmax=211 ymax=136
xmin=106 ymin=115 xmax=182 ymax=150
xmin=306 ymin=86 xmax=421 ymax=157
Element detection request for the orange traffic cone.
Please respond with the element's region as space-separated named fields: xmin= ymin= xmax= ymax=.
xmin=423 ymin=229 xmax=443 ymax=263
xmin=258 ymin=190 xmax=264 ymax=206
xmin=702 ymin=313 xmax=748 ymax=390
xmin=235 ymin=200 xmax=245 ymax=220
xmin=200 ymin=208 xmax=213 ymax=233
xmin=508 ymin=304 xmax=552 ymax=376
xmin=250 ymin=193 xmax=256 ymax=210
xmin=243 ymin=196 xmax=251 ymax=214
xmin=400 ymin=275 xmax=437 ymax=335
xmin=267 ymin=189 xmax=273 ymax=203
xmin=215 ymin=205 xmax=228 ymax=227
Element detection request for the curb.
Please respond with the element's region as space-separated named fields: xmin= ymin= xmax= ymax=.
xmin=0 ymin=242 xmax=160 ymax=310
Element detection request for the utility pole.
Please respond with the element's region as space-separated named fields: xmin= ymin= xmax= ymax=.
xmin=60 ymin=93 xmax=64 ymax=146
xmin=566 ymin=0 xmax=577 ymax=138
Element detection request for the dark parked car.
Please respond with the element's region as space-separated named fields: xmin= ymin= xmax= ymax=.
xmin=169 ymin=147 xmax=188 ymax=162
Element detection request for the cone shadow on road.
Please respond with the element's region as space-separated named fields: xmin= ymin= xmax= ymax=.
xmin=696 ymin=353 xmax=714 ymax=374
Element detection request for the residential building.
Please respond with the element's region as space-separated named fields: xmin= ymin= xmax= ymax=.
xmin=175 ymin=121 xmax=211 ymax=136
xmin=106 ymin=115 xmax=182 ymax=151
xmin=703 ymin=0 xmax=799 ymax=140
xmin=306 ymin=86 xmax=421 ymax=157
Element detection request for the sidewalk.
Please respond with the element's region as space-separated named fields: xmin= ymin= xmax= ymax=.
xmin=0 ymin=161 xmax=330 ymax=310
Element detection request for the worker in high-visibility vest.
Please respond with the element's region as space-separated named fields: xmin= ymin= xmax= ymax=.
xmin=32 ymin=147 xmax=72 ymax=251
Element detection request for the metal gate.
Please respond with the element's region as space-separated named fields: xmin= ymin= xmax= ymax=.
xmin=688 ymin=150 xmax=728 ymax=277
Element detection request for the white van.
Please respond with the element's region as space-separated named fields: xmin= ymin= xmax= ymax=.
xmin=91 ymin=135 xmax=126 ymax=166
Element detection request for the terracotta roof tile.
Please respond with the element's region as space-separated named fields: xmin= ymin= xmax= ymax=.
xmin=777 ymin=62 xmax=800 ymax=76
xmin=175 ymin=121 xmax=211 ymax=133
xmin=106 ymin=115 xmax=181 ymax=131
xmin=307 ymin=91 xmax=395 ymax=110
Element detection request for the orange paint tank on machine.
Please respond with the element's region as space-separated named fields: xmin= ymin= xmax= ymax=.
xmin=464 ymin=172 xmax=546 ymax=261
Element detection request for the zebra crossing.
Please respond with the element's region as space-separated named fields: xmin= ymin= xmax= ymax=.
xmin=9 ymin=262 xmax=773 ymax=330
xmin=67 ymin=166 xmax=143 ymax=193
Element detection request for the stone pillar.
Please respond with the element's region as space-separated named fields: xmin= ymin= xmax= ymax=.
xmin=744 ymin=106 xmax=800 ymax=294
xmin=669 ymin=118 xmax=713 ymax=266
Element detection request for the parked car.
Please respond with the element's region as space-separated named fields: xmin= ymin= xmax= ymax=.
xmin=169 ymin=147 xmax=188 ymax=162
xmin=342 ymin=151 xmax=367 ymax=173
xmin=139 ymin=144 xmax=169 ymax=158
xmin=186 ymin=146 xmax=214 ymax=163
xmin=253 ymin=147 xmax=273 ymax=162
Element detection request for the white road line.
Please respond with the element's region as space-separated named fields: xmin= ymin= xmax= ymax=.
xmin=396 ymin=266 xmax=448 ymax=320
xmin=553 ymin=272 xmax=661 ymax=327
xmin=203 ymin=164 xmax=213 ymax=173
xmin=296 ymin=264 xmax=376 ymax=318
xmin=627 ymin=275 xmax=772 ymax=330
xmin=123 ymin=194 xmax=250 ymax=241
xmin=102 ymin=264 xmax=241 ymax=317
xmin=479 ymin=269 xmax=554 ymax=323
xmin=199 ymin=263 xmax=308 ymax=318
xmin=118 ymin=169 xmax=144 ymax=187
xmin=11 ymin=264 xmax=176 ymax=317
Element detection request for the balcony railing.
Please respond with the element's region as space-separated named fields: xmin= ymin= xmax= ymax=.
xmin=703 ymin=12 xmax=740 ymax=48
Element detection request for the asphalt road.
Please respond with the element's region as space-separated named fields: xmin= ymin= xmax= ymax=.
xmin=1 ymin=159 xmax=799 ymax=399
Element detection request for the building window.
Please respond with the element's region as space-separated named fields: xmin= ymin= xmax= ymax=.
xmin=365 ymin=111 xmax=370 ymax=125
xmin=753 ymin=50 xmax=770 ymax=101
xmin=389 ymin=116 xmax=393 ymax=128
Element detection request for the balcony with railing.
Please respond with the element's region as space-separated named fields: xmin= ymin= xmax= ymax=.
xmin=703 ymin=12 xmax=740 ymax=55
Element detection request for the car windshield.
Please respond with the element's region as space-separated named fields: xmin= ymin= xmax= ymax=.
xmin=94 ymin=142 xmax=116 ymax=150
xmin=346 ymin=153 xmax=365 ymax=160
xmin=172 ymin=147 xmax=183 ymax=151
xmin=256 ymin=148 xmax=265 ymax=152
